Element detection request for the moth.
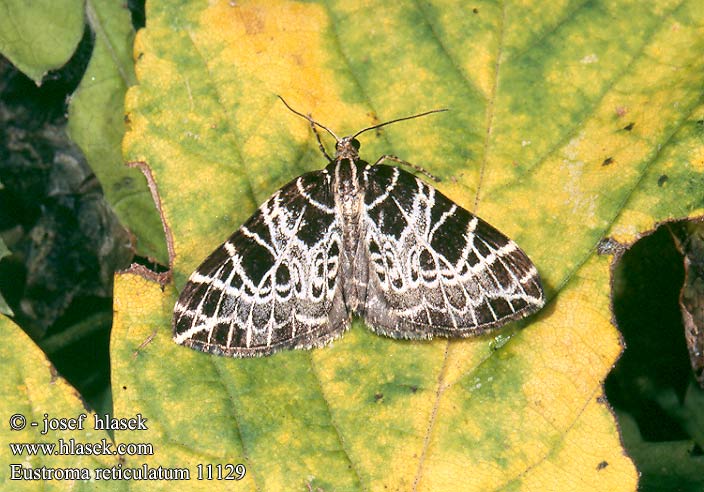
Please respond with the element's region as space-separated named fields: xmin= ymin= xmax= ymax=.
xmin=173 ymin=97 xmax=545 ymax=357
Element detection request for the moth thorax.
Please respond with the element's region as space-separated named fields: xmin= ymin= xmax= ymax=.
xmin=331 ymin=159 xmax=361 ymax=220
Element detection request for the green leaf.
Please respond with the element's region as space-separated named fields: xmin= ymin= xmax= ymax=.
xmin=0 ymin=0 xmax=84 ymax=83
xmin=617 ymin=411 xmax=704 ymax=492
xmin=67 ymin=0 xmax=167 ymax=264
xmin=0 ymin=317 xmax=116 ymax=491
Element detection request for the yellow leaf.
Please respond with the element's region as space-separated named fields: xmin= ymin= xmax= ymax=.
xmin=117 ymin=1 xmax=704 ymax=490
xmin=0 ymin=317 xmax=116 ymax=491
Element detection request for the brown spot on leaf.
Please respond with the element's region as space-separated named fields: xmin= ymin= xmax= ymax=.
xmin=597 ymin=238 xmax=624 ymax=256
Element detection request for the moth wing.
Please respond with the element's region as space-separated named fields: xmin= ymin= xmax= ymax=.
xmin=173 ymin=170 xmax=347 ymax=357
xmin=358 ymin=164 xmax=544 ymax=339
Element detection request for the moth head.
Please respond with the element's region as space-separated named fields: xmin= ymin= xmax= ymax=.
xmin=335 ymin=136 xmax=361 ymax=160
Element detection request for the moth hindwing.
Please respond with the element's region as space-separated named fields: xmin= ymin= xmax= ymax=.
xmin=173 ymin=100 xmax=545 ymax=357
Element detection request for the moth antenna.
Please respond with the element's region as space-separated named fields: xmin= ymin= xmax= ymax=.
xmin=351 ymin=108 xmax=449 ymax=140
xmin=278 ymin=96 xmax=340 ymax=142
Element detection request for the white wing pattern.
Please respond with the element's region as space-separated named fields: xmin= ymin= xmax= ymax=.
xmin=173 ymin=121 xmax=545 ymax=358
xmin=173 ymin=169 xmax=347 ymax=357
xmin=358 ymin=164 xmax=545 ymax=339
